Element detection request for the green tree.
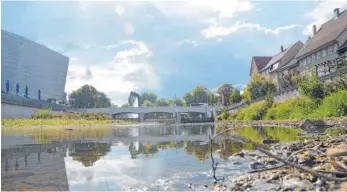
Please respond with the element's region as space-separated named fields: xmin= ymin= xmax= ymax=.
xmin=192 ymin=85 xmax=209 ymax=103
xmin=69 ymin=85 xmax=111 ymax=108
xmin=155 ymin=98 xmax=170 ymax=106
xmin=183 ymin=92 xmax=195 ymax=106
xmin=208 ymin=93 xmax=219 ymax=106
xmin=217 ymin=84 xmax=233 ymax=106
xmin=143 ymin=99 xmax=156 ymax=106
xmin=140 ymin=92 xmax=157 ymax=104
xmin=229 ymin=89 xmax=242 ymax=104
xmin=294 ymin=71 xmax=324 ymax=101
xmin=169 ymin=99 xmax=184 ymax=106
xmin=243 ymin=74 xmax=276 ymax=102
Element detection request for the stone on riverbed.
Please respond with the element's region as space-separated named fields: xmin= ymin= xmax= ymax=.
xmin=262 ymin=138 xmax=279 ymax=145
xmin=299 ymin=119 xmax=326 ymax=130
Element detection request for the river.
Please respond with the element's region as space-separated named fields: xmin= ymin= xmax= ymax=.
xmin=1 ymin=124 xmax=342 ymax=191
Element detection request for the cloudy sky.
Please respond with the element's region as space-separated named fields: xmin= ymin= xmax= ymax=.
xmin=2 ymin=0 xmax=347 ymax=105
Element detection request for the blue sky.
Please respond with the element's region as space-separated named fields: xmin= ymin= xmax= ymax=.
xmin=2 ymin=0 xmax=347 ymax=105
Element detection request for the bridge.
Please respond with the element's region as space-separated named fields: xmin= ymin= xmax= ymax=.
xmin=75 ymin=106 xmax=223 ymax=123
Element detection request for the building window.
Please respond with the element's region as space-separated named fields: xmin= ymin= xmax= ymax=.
xmin=328 ymin=45 xmax=333 ymax=55
xmin=317 ymin=50 xmax=321 ymax=60
xmin=334 ymin=43 xmax=338 ymax=53
xmin=322 ymin=48 xmax=327 ymax=57
xmin=307 ymin=56 xmax=311 ymax=64
xmin=312 ymin=53 xmax=316 ymax=61
xmin=303 ymin=58 xmax=307 ymax=66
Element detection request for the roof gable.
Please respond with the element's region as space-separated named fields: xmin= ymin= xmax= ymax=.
xmin=296 ymin=10 xmax=347 ymax=59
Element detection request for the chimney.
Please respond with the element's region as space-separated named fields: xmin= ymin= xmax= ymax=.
xmin=334 ymin=8 xmax=340 ymax=18
xmin=281 ymin=46 xmax=284 ymax=52
xmin=313 ymin=25 xmax=317 ymax=35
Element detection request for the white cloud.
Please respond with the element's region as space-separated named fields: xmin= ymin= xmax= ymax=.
xmin=303 ymin=1 xmax=347 ymax=35
xmin=115 ymin=5 xmax=125 ymax=16
xmin=151 ymin=0 xmax=254 ymax=19
xmin=175 ymin=39 xmax=199 ymax=47
xmin=201 ymin=21 xmax=302 ymax=38
xmin=65 ymin=40 xmax=159 ymax=105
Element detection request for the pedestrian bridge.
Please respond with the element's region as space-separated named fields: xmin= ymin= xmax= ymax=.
xmin=78 ymin=106 xmax=222 ymax=123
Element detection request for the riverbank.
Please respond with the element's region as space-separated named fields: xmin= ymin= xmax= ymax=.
xmin=216 ymin=134 xmax=347 ymax=191
xmin=217 ymin=117 xmax=347 ymax=129
xmin=1 ymin=118 xmax=139 ymax=128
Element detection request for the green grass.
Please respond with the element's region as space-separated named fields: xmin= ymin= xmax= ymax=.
xmin=226 ymin=89 xmax=347 ymax=121
xmin=1 ymin=119 xmax=137 ymax=126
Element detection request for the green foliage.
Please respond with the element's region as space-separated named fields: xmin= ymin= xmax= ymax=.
xmin=30 ymin=109 xmax=53 ymax=119
xmin=264 ymin=89 xmax=274 ymax=108
xmin=169 ymin=98 xmax=184 ymax=106
xmin=243 ymin=73 xmax=276 ymax=102
xmin=183 ymin=92 xmax=195 ymax=105
xmin=323 ymin=74 xmax=347 ymax=94
xmin=139 ymin=92 xmax=157 ymax=105
xmin=155 ymin=98 xmax=170 ymax=106
xmin=69 ymin=85 xmax=111 ymax=108
xmin=229 ymin=88 xmax=242 ymax=104
xmin=294 ymin=72 xmax=324 ymax=101
xmin=128 ymin=91 xmax=140 ymax=106
xmin=236 ymin=101 xmax=268 ymax=121
xmin=313 ymin=89 xmax=347 ymax=117
xmin=264 ymin=97 xmax=317 ymax=120
xmin=192 ymin=85 xmax=209 ymax=103
xmin=143 ymin=99 xmax=156 ymax=106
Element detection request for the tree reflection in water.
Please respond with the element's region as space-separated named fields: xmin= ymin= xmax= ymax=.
xmin=69 ymin=143 xmax=111 ymax=167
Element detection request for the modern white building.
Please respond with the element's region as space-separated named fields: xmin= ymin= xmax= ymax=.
xmin=1 ymin=29 xmax=69 ymax=102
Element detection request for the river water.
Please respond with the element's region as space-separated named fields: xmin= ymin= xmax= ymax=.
xmin=2 ymin=124 xmax=343 ymax=191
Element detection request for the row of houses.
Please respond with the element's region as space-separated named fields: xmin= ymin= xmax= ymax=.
xmin=250 ymin=8 xmax=347 ymax=90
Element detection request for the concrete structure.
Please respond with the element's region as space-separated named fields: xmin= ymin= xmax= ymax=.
xmin=1 ymin=30 xmax=69 ymax=103
xmin=1 ymin=103 xmax=39 ymax=119
xmin=83 ymin=106 xmax=219 ymax=123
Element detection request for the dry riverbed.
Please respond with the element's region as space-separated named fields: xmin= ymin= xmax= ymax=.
xmin=213 ymin=133 xmax=347 ymax=191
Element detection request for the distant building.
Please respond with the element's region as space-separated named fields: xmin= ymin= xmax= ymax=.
xmin=249 ymin=56 xmax=272 ymax=76
xmin=257 ymin=41 xmax=304 ymax=88
xmin=295 ymin=8 xmax=347 ymax=76
xmin=1 ymin=30 xmax=69 ymax=103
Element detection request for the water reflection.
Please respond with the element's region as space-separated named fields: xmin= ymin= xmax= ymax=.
xmin=2 ymin=125 xmax=345 ymax=191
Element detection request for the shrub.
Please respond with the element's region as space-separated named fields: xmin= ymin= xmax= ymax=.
xmin=31 ymin=109 xmax=53 ymax=119
xmin=236 ymin=101 xmax=268 ymax=121
xmin=264 ymin=97 xmax=317 ymax=120
xmin=243 ymin=74 xmax=277 ymax=102
xmin=314 ymin=89 xmax=347 ymax=117
xmin=294 ymin=71 xmax=324 ymax=101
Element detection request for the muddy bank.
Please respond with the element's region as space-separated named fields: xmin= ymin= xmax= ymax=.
xmin=214 ymin=134 xmax=347 ymax=191
xmin=217 ymin=117 xmax=347 ymax=129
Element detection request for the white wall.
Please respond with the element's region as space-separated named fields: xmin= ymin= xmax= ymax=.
xmin=1 ymin=103 xmax=39 ymax=119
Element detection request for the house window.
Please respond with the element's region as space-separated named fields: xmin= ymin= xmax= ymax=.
xmin=317 ymin=51 xmax=321 ymax=60
xmin=334 ymin=43 xmax=338 ymax=53
xmin=328 ymin=46 xmax=333 ymax=55
xmin=312 ymin=53 xmax=316 ymax=61
xmin=307 ymin=56 xmax=311 ymax=64
xmin=303 ymin=58 xmax=307 ymax=66
xmin=322 ymin=48 xmax=327 ymax=57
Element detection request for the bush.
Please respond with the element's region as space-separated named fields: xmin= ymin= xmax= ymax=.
xmin=30 ymin=110 xmax=111 ymax=120
xmin=243 ymin=74 xmax=277 ymax=102
xmin=264 ymin=97 xmax=317 ymax=120
xmin=294 ymin=71 xmax=324 ymax=101
xmin=236 ymin=101 xmax=268 ymax=121
xmin=313 ymin=89 xmax=347 ymax=117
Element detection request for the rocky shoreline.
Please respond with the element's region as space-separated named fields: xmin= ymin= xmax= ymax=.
xmin=214 ymin=133 xmax=347 ymax=191
xmin=217 ymin=117 xmax=347 ymax=130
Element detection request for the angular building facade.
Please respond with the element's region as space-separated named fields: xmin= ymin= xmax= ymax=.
xmin=1 ymin=30 xmax=69 ymax=102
